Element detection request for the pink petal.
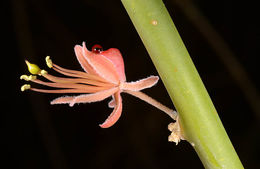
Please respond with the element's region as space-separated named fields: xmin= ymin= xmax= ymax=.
xmin=108 ymin=95 xmax=115 ymax=108
xmin=69 ymin=87 xmax=119 ymax=107
xmin=50 ymin=87 xmax=118 ymax=106
xmin=99 ymin=91 xmax=122 ymax=128
xmin=74 ymin=45 xmax=96 ymax=75
xmin=121 ymin=76 xmax=159 ymax=91
xmin=100 ymin=48 xmax=126 ymax=82
xmin=82 ymin=42 xmax=120 ymax=84
xmin=50 ymin=96 xmax=74 ymax=105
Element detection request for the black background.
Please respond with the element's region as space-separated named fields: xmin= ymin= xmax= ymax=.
xmin=4 ymin=0 xmax=259 ymax=168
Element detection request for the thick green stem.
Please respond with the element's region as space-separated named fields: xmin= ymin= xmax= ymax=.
xmin=121 ymin=0 xmax=244 ymax=168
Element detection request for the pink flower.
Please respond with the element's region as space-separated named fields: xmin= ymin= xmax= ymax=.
xmin=20 ymin=42 xmax=176 ymax=128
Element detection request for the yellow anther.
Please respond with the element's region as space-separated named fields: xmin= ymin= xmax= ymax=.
xmin=25 ymin=60 xmax=41 ymax=75
xmin=40 ymin=70 xmax=48 ymax=76
xmin=45 ymin=56 xmax=53 ymax=68
xmin=20 ymin=75 xmax=37 ymax=81
xmin=21 ymin=84 xmax=31 ymax=91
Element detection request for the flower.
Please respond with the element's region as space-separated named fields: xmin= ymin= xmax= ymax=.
xmin=20 ymin=42 xmax=177 ymax=128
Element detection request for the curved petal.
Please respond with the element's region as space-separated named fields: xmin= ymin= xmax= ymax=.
xmin=74 ymin=45 xmax=96 ymax=75
xmin=50 ymin=96 xmax=75 ymax=105
xmin=50 ymin=87 xmax=118 ymax=106
xmin=82 ymin=42 xmax=120 ymax=84
xmin=69 ymin=87 xmax=118 ymax=107
xmin=108 ymin=95 xmax=115 ymax=108
xmin=99 ymin=91 xmax=122 ymax=128
xmin=121 ymin=76 xmax=159 ymax=91
xmin=101 ymin=48 xmax=126 ymax=82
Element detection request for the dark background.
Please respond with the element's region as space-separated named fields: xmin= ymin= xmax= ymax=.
xmin=4 ymin=0 xmax=259 ymax=168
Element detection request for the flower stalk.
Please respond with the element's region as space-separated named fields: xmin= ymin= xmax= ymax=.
xmin=121 ymin=0 xmax=244 ymax=168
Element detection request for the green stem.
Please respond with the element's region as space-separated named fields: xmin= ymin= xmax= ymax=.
xmin=121 ymin=0 xmax=244 ymax=168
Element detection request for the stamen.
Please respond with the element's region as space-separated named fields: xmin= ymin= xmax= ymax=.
xmin=20 ymin=75 xmax=37 ymax=81
xmin=31 ymin=79 xmax=111 ymax=92
xmin=21 ymin=84 xmax=31 ymax=91
xmin=29 ymin=88 xmax=106 ymax=94
xmin=25 ymin=60 xmax=41 ymax=75
xmin=53 ymin=63 xmax=89 ymax=76
xmin=45 ymin=56 xmax=53 ymax=68
xmin=52 ymin=64 xmax=108 ymax=83
xmin=42 ymin=73 xmax=115 ymax=87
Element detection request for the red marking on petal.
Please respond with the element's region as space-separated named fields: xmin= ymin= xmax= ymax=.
xmin=99 ymin=91 xmax=122 ymax=128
